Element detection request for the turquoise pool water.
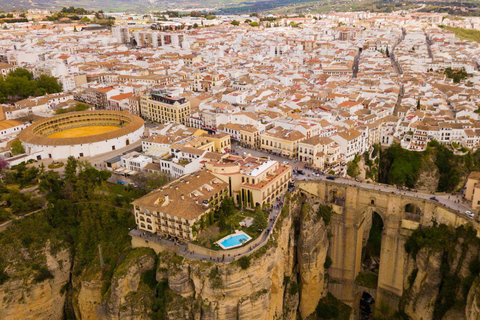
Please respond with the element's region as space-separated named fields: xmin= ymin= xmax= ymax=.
xmin=220 ymin=234 xmax=250 ymax=248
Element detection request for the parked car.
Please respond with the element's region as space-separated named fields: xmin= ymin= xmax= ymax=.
xmin=430 ymin=196 xmax=439 ymax=202
xmin=117 ymin=180 xmax=125 ymax=185
xmin=297 ymin=169 xmax=305 ymax=175
xmin=283 ymin=161 xmax=289 ymax=165
xmin=326 ymin=176 xmax=336 ymax=180
xmin=465 ymin=211 xmax=474 ymax=218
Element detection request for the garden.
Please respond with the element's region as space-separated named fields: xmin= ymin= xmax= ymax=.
xmin=192 ymin=197 xmax=269 ymax=250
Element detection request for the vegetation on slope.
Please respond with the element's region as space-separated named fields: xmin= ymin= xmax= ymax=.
xmin=440 ymin=25 xmax=480 ymax=43
xmin=0 ymin=157 xmax=150 ymax=297
xmin=379 ymin=141 xmax=480 ymax=192
xmin=404 ymin=224 xmax=480 ymax=319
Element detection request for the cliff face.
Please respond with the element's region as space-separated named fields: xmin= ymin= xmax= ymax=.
xmin=466 ymin=277 xmax=480 ymax=320
xmin=0 ymin=246 xmax=71 ymax=320
xmin=73 ymin=247 xmax=156 ymax=320
xmin=403 ymin=248 xmax=443 ymax=320
xmin=0 ymin=193 xmax=335 ymax=320
xmin=402 ymin=226 xmax=480 ymax=320
xmin=297 ymin=202 xmax=329 ymax=318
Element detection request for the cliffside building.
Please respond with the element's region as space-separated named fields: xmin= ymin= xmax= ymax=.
xmin=132 ymin=170 xmax=228 ymax=240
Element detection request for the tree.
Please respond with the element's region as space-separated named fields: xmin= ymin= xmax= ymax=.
xmin=10 ymin=140 xmax=25 ymax=156
xmin=416 ymin=99 xmax=421 ymax=110
xmin=220 ymin=197 xmax=235 ymax=217
xmin=252 ymin=206 xmax=267 ymax=231
xmin=386 ymin=46 xmax=390 ymax=57
xmin=231 ymin=20 xmax=240 ymax=26
xmin=249 ymin=22 xmax=259 ymax=27
xmin=8 ymin=68 xmax=33 ymax=80
xmin=193 ymin=23 xmax=199 ymax=28
xmin=65 ymin=156 xmax=78 ymax=182
xmin=37 ymin=75 xmax=62 ymax=94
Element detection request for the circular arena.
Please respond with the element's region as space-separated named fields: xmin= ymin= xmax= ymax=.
xmin=18 ymin=110 xmax=145 ymax=160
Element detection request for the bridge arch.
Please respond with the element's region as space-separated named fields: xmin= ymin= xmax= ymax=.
xmin=404 ymin=203 xmax=422 ymax=222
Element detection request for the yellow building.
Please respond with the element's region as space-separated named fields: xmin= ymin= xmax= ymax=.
xmin=260 ymin=127 xmax=305 ymax=159
xmin=298 ymin=136 xmax=341 ymax=169
xmin=140 ymin=91 xmax=190 ymax=125
xmin=206 ymin=154 xmax=292 ymax=208
xmin=132 ymin=171 xmax=228 ymax=240
xmin=465 ymin=172 xmax=480 ymax=210
xmin=201 ymin=132 xmax=231 ymax=153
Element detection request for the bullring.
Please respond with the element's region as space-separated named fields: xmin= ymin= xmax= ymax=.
xmin=18 ymin=110 xmax=145 ymax=160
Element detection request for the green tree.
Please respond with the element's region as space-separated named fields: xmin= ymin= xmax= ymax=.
xmin=36 ymin=75 xmax=62 ymax=94
xmin=8 ymin=68 xmax=33 ymax=80
xmin=10 ymin=140 xmax=25 ymax=155
xmin=65 ymin=156 xmax=78 ymax=182
xmin=249 ymin=22 xmax=259 ymax=27
xmin=231 ymin=20 xmax=240 ymax=26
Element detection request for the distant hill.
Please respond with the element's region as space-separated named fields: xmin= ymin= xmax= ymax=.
xmin=0 ymin=0 xmax=311 ymax=13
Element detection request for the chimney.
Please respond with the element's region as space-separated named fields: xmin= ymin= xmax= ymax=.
xmin=181 ymin=194 xmax=184 ymax=199
xmin=185 ymin=180 xmax=189 ymax=184
xmin=163 ymin=194 xmax=170 ymax=206
xmin=195 ymin=198 xmax=198 ymax=204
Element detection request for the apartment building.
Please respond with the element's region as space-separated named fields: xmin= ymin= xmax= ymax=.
xmin=132 ymin=170 xmax=228 ymax=240
xmin=260 ymin=127 xmax=305 ymax=159
xmin=206 ymin=155 xmax=292 ymax=208
xmin=219 ymin=123 xmax=261 ymax=149
xmin=298 ymin=136 xmax=341 ymax=169
xmin=331 ymin=129 xmax=364 ymax=162
xmin=140 ymin=90 xmax=191 ymax=125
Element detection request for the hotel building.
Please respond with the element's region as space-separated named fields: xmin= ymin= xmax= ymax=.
xmin=206 ymin=155 xmax=292 ymax=208
xmin=140 ymin=90 xmax=191 ymax=125
xmin=132 ymin=170 xmax=228 ymax=240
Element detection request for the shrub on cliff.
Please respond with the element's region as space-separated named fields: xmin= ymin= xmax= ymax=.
xmin=318 ymin=205 xmax=333 ymax=225
xmin=237 ymin=256 xmax=250 ymax=269
xmin=316 ymin=292 xmax=352 ymax=319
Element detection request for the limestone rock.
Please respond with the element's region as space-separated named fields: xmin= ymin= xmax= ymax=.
xmin=0 ymin=247 xmax=71 ymax=320
xmin=404 ymin=249 xmax=443 ymax=320
xmin=297 ymin=202 xmax=329 ymax=319
xmin=466 ymin=277 xmax=480 ymax=320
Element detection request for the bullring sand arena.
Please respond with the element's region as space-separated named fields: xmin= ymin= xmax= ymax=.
xmin=18 ymin=110 xmax=145 ymax=160
xmin=47 ymin=125 xmax=120 ymax=138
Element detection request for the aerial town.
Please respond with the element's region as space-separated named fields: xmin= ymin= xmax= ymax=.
xmin=3 ymin=5 xmax=480 ymax=320
xmin=2 ymin=7 xmax=480 ymax=245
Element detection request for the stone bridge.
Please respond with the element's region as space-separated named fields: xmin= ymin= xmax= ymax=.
xmin=297 ymin=179 xmax=478 ymax=313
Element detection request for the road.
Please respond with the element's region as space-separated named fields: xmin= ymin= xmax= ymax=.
xmin=352 ymin=49 xmax=362 ymax=78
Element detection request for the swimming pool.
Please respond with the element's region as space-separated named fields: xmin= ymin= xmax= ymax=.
xmin=217 ymin=231 xmax=252 ymax=249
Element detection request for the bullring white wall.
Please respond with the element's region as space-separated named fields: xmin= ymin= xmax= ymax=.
xmin=23 ymin=125 xmax=144 ymax=160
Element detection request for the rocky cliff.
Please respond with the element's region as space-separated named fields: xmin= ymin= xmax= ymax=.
xmin=0 ymin=192 xmax=331 ymax=320
xmin=0 ymin=245 xmax=71 ymax=320
xmin=67 ymin=192 xmax=328 ymax=320
xmin=4 ymin=190 xmax=480 ymax=320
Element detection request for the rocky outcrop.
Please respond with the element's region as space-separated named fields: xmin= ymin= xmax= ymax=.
xmin=403 ymin=248 xmax=443 ymax=320
xmin=104 ymin=247 xmax=156 ymax=320
xmin=0 ymin=246 xmax=71 ymax=320
xmin=466 ymin=277 xmax=480 ymax=320
xmin=297 ymin=202 xmax=329 ymax=318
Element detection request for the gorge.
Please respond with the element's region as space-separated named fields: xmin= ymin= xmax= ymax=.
xmin=1 ymin=179 xmax=480 ymax=320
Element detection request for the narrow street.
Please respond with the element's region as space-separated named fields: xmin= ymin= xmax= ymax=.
xmin=352 ymin=48 xmax=362 ymax=78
